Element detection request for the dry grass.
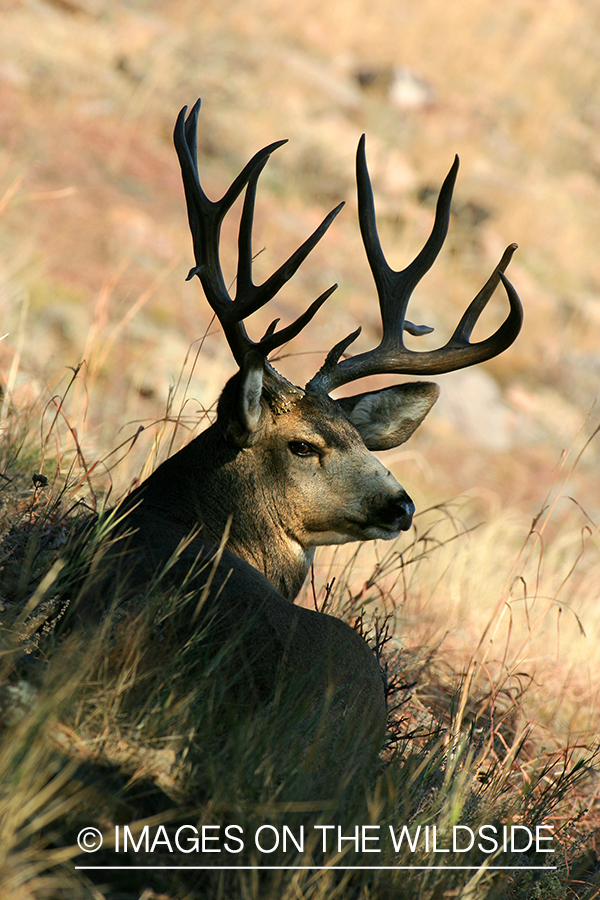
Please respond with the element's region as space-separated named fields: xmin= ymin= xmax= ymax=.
xmin=0 ymin=379 xmax=599 ymax=898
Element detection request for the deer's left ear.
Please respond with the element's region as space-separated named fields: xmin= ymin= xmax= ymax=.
xmin=336 ymin=382 xmax=439 ymax=450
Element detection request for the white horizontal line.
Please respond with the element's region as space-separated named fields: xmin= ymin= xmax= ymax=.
xmin=75 ymin=865 xmax=558 ymax=871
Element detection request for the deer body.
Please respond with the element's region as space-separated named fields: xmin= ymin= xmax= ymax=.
xmin=71 ymin=100 xmax=522 ymax=795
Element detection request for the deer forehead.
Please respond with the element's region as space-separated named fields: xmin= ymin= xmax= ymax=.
xmin=268 ymin=391 xmax=365 ymax=451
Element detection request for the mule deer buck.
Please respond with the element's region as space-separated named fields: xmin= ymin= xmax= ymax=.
xmin=71 ymin=100 xmax=522 ymax=793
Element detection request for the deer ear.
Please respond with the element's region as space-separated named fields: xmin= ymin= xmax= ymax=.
xmin=337 ymin=382 xmax=439 ymax=450
xmin=239 ymin=351 xmax=265 ymax=435
xmin=219 ymin=352 xmax=267 ymax=447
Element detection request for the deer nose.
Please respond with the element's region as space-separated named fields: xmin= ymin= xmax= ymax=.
xmin=380 ymin=490 xmax=414 ymax=532
xmin=395 ymin=492 xmax=415 ymax=531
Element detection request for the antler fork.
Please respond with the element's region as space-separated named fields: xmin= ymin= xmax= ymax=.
xmin=174 ymin=100 xmax=343 ymax=366
xmin=307 ymin=136 xmax=522 ymax=392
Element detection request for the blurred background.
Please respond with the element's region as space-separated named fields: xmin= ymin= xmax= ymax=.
xmin=1 ymin=0 xmax=600 ymax=737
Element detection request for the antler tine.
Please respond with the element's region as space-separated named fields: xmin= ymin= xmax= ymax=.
xmin=449 ymin=243 xmax=518 ymax=343
xmin=254 ymin=284 xmax=339 ymax=360
xmin=307 ymin=139 xmax=523 ymax=394
xmin=357 ymin=134 xmax=456 ymax=344
xmin=174 ymin=100 xmax=344 ymax=366
xmin=236 ymin=157 xmax=345 ymax=320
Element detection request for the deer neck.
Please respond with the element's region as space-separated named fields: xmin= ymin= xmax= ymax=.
xmin=228 ymin=530 xmax=314 ymax=602
xmin=133 ymin=423 xmax=313 ymax=602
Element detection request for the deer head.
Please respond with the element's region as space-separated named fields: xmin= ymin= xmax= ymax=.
xmin=162 ymin=100 xmax=522 ymax=600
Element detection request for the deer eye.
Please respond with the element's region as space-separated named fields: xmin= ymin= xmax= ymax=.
xmin=288 ymin=440 xmax=317 ymax=457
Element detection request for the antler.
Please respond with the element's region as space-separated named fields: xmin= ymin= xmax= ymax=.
xmin=307 ymin=136 xmax=523 ymax=393
xmin=174 ymin=100 xmax=343 ymax=366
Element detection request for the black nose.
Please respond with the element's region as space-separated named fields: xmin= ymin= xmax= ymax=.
xmin=380 ymin=491 xmax=415 ymax=531
xmin=395 ymin=492 xmax=415 ymax=531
